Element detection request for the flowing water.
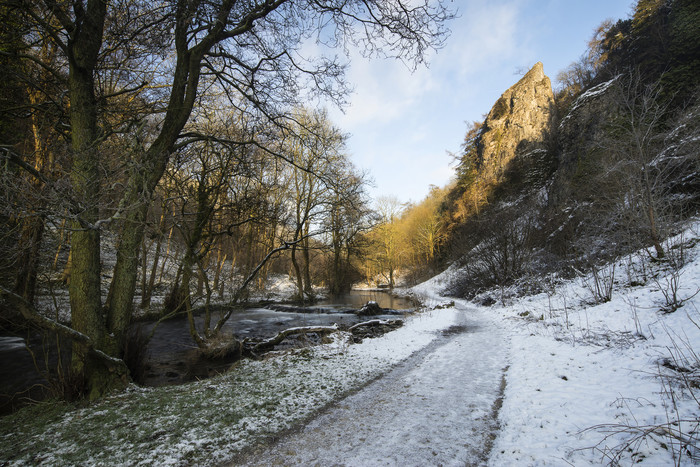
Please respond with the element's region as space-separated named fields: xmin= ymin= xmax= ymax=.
xmin=0 ymin=290 xmax=416 ymax=412
xmin=138 ymin=290 xmax=416 ymax=386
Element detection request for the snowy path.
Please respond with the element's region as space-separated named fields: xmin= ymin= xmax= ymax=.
xmin=233 ymin=303 xmax=509 ymax=466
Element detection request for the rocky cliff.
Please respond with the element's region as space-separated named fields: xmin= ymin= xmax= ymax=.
xmin=476 ymin=62 xmax=556 ymax=187
xmin=443 ymin=0 xmax=700 ymax=296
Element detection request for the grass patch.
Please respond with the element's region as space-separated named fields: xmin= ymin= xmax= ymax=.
xmin=0 ymin=343 xmax=395 ymax=465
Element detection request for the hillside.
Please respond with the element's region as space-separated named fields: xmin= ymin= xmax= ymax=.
xmin=440 ymin=0 xmax=700 ymax=299
xmin=426 ymin=221 xmax=700 ymax=465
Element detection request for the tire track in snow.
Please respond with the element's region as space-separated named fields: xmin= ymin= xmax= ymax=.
xmin=233 ymin=303 xmax=508 ymax=467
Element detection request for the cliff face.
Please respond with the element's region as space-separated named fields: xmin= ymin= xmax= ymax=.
xmin=548 ymin=77 xmax=619 ymax=207
xmin=476 ymin=62 xmax=556 ymax=186
xmin=443 ymin=0 xmax=700 ymax=296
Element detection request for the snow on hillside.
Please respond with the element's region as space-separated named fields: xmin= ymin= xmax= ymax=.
xmin=409 ymin=222 xmax=700 ymax=465
xmin=469 ymin=222 xmax=700 ymax=465
xmin=557 ymin=76 xmax=618 ymax=130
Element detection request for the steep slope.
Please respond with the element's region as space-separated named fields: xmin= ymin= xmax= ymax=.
xmin=445 ymin=62 xmax=557 ymax=250
xmin=443 ymin=63 xmax=559 ymax=295
xmin=445 ymin=61 xmax=699 ymax=297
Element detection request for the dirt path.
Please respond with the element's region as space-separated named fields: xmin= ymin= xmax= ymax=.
xmin=232 ymin=303 xmax=509 ymax=466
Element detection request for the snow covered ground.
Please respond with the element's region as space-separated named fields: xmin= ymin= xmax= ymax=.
xmin=233 ymin=301 xmax=508 ymax=466
xmin=483 ymin=224 xmax=700 ymax=465
xmin=0 ymin=297 xmax=469 ymax=465
xmin=235 ymin=222 xmax=700 ymax=466
xmin=2 ymin=224 xmax=700 ymax=466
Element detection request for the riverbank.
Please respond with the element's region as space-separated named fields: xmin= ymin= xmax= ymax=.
xmin=0 ymin=295 xmax=458 ymax=465
xmin=0 ymin=288 xmax=417 ymax=412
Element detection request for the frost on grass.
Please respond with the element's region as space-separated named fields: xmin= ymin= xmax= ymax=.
xmin=0 ymin=306 xmax=458 ymax=466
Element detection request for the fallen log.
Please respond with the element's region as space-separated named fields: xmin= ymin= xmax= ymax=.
xmin=348 ymin=319 xmax=403 ymax=332
xmin=249 ymin=324 xmax=339 ymax=352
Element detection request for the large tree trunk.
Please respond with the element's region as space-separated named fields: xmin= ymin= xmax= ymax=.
xmin=105 ymin=201 xmax=148 ymax=355
xmin=105 ymin=6 xmax=212 ymax=353
xmin=105 ymin=121 xmax=190 ymax=354
xmin=329 ymin=227 xmax=343 ymax=296
xmin=64 ymin=0 xmax=126 ymax=399
xmin=68 ymin=63 xmax=113 ymax=398
xmin=139 ymin=236 xmax=149 ymax=305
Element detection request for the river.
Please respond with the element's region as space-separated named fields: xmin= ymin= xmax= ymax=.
xmin=138 ymin=290 xmax=417 ymax=386
xmin=0 ymin=290 xmax=416 ymax=412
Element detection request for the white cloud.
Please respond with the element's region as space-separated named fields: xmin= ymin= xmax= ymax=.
xmin=441 ymin=0 xmax=527 ymax=78
xmin=331 ymin=0 xmax=533 ymax=138
xmin=332 ymin=52 xmax=436 ymax=129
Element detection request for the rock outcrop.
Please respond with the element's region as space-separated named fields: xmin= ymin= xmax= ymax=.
xmin=357 ymin=301 xmax=384 ymax=316
xmin=476 ymin=62 xmax=556 ymax=186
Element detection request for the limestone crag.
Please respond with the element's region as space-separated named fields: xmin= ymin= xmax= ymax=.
xmin=477 ymin=62 xmax=556 ymax=184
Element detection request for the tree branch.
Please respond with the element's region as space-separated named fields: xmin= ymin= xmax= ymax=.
xmin=0 ymin=285 xmax=129 ymax=375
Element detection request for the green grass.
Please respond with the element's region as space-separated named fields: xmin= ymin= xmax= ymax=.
xmin=0 ymin=342 xmax=390 ymax=466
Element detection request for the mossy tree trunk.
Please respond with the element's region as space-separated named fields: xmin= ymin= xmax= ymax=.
xmin=64 ymin=0 xmax=121 ymax=399
xmin=105 ymin=0 xmax=243 ymax=356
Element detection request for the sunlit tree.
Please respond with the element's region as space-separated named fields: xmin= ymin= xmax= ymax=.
xmin=2 ymin=0 xmax=454 ymax=397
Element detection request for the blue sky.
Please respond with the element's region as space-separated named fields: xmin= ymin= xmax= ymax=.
xmin=326 ymin=0 xmax=634 ymax=204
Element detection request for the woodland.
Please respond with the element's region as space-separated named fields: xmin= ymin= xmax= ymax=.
xmin=1 ymin=0 xmax=700 ymax=449
xmin=0 ymin=0 xmax=453 ymax=399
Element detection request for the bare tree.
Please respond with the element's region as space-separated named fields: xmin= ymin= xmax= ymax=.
xmin=371 ymin=196 xmax=405 ymax=288
xmin=284 ymin=108 xmax=346 ymax=301
xmin=5 ymin=0 xmax=454 ymax=397
xmin=324 ymin=161 xmax=372 ymax=296
xmin=600 ymin=71 xmax=673 ymax=259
